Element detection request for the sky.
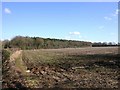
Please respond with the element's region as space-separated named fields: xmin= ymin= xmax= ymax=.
xmin=2 ymin=2 xmax=119 ymax=43
xmin=1 ymin=0 xmax=120 ymax=2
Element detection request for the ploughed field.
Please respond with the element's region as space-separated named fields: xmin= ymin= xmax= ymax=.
xmin=3 ymin=47 xmax=120 ymax=88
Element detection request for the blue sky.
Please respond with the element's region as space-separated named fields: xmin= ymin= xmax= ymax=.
xmin=2 ymin=2 xmax=118 ymax=43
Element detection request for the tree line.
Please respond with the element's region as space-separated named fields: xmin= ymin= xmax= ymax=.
xmin=2 ymin=36 xmax=119 ymax=50
xmin=92 ymin=42 xmax=119 ymax=47
xmin=2 ymin=36 xmax=92 ymax=50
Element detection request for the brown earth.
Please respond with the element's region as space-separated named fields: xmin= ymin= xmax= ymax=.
xmin=2 ymin=47 xmax=120 ymax=89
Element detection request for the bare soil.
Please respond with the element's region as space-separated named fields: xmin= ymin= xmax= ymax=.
xmin=2 ymin=47 xmax=120 ymax=89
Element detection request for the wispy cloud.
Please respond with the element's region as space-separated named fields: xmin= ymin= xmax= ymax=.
xmin=65 ymin=31 xmax=81 ymax=40
xmin=104 ymin=9 xmax=119 ymax=21
xmin=69 ymin=31 xmax=80 ymax=35
xmin=115 ymin=9 xmax=119 ymax=15
xmin=112 ymin=9 xmax=120 ymax=16
xmin=104 ymin=16 xmax=112 ymax=20
xmin=4 ymin=8 xmax=11 ymax=14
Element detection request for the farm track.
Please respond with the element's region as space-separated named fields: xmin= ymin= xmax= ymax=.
xmin=10 ymin=50 xmax=28 ymax=75
xmin=10 ymin=50 xmax=22 ymax=62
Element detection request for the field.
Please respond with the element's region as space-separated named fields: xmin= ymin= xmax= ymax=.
xmin=2 ymin=47 xmax=120 ymax=89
